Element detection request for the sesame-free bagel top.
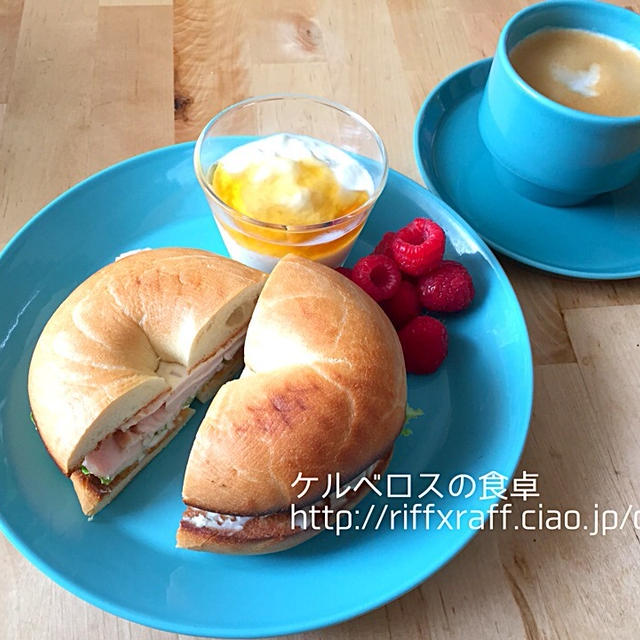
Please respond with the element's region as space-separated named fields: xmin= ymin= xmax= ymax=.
xmin=182 ymin=254 xmax=407 ymax=516
xmin=28 ymin=248 xmax=266 ymax=476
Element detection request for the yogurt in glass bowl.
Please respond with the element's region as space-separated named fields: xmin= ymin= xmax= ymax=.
xmin=194 ymin=94 xmax=388 ymax=272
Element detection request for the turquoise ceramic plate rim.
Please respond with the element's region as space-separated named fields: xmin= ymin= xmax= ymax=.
xmin=0 ymin=141 xmax=533 ymax=637
xmin=413 ymin=57 xmax=640 ymax=280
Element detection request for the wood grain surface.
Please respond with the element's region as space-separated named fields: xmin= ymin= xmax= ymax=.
xmin=2 ymin=1 xmax=640 ymax=639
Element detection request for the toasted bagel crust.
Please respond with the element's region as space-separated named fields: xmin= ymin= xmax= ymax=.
xmin=182 ymin=255 xmax=407 ymax=516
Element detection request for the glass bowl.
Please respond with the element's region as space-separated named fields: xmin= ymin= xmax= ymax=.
xmin=194 ymin=94 xmax=388 ymax=272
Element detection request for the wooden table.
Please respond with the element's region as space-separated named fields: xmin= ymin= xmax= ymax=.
xmin=2 ymin=1 xmax=640 ymax=638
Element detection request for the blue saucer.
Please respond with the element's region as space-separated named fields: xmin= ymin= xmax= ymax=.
xmin=0 ymin=142 xmax=532 ymax=637
xmin=414 ymin=58 xmax=640 ymax=279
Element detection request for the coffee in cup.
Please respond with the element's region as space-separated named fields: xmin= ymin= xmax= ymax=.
xmin=509 ymin=27 xmax=640 ymax=118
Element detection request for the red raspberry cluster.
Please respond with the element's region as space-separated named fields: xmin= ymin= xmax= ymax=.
xmin=336 ymin=218 xmax=475 ymax=374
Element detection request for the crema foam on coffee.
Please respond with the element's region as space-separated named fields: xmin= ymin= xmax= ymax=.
xmin=509 ymin=28 xmax=640 ymax=117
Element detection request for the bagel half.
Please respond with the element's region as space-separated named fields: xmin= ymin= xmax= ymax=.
xmin=177 ymin=254 xmax=407 ymax=554
xmin=28 ymin=248 xmax=266 ymax=516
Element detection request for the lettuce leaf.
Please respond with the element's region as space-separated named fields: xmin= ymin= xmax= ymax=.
xmin=401 ymin=404 xmax=424 ymax=437
xmin=405 ymin=404 xmax=424 ymax=423
xmin=81 ymin=465 xmax=111 ymax=485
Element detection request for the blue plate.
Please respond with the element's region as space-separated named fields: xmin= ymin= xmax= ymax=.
xmin=414 ymin=58 xmax=640 ymax=279
xmin=0 ymin=142 xmax=532 ymax=638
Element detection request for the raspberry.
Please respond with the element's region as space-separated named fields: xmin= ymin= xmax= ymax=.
xmin=381 ymin=280 xmax=421 ymax=329
xmin=417 ymin=260 xmax=474 ymax=312
xmin=374 ymin=231 xmax=396 ymax=258
xmin=391 ymin=218 xmax=445 ymax=277
xmin=398 ymin=316 xmax=448 ymax=374
xmin=335 ymin=266 xmax=353 ymax=280
xmin=351 ymin=254 xmax=401 ymax=302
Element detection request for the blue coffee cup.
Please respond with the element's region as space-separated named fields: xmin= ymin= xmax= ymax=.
xmin=478 ymin=0 xmax=640 ymax=207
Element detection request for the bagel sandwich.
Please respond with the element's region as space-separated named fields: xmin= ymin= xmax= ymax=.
xmin=28 ymin=248 xmax=266 ymax=516
xmin=177 ymin=255 xmax=407 ymax=554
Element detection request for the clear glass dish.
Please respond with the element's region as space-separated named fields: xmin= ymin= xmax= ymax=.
xmin=194 ymin=94 xmax=388 ymax=272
